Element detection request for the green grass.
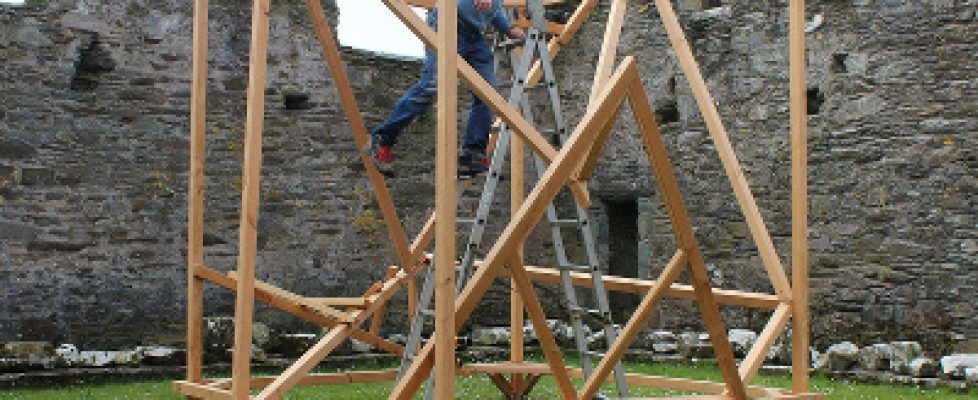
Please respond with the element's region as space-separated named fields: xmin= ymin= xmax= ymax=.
xmin=1 ymin=359 xmax=975 ymax=399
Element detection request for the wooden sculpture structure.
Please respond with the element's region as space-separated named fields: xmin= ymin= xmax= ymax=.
xmin=174 ymin=0 xmax=821 ymax=399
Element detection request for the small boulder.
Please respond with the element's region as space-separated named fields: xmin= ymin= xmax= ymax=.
xmin=964 ymin=366 xmax=978 ymax=383
xmin=940 ymin=354 xmax=978 ymax=378
xmin=350 ymin=339 xmax=373 ymax=353
xmin=859 ymin=344 xmax=892 ymax=371
xmin=822 ymin=342 xmax=859 ymax=372
xmin=728 ymin=329 xmax=757 ymax=357
xmin=909 ymin=357 xmax=939 ymax=378
xmin=889 ymin=341 xmax=922 ymax=374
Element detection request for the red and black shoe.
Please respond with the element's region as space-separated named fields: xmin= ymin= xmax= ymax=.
xmin=364 ymin=135 xmax=395 ymax=177
xmin=458 ymin=148 xmax=490 ymax=177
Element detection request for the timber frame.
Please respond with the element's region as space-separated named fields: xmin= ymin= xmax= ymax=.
xmin=177 ymin=0 xmax=820 ymax=399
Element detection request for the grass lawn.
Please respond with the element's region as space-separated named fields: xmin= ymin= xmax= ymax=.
xmin=1 ymin=359 xmax=975 ymax=399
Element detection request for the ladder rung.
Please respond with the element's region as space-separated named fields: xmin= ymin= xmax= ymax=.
xmin=583 ymin=350 xmax=606 ymax=358
xmin=568 ymin=305 xmax=603 ymax=318
xmin=551 ymin=219 xmax=579 ymax=227
xmin=458 ymin=218 xmax=478 ymax=224
xmin=558 ymin=264 xmax=593 ymax=273
xmin=419 ymin=309 xmax=436 ymax=318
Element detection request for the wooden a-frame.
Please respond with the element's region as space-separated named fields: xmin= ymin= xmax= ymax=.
xmin=176 ymin=0 xmax=819 ymax=399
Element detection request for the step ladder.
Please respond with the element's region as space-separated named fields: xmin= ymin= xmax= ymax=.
xmin=395 ymin=1 xmax=628 ymax=398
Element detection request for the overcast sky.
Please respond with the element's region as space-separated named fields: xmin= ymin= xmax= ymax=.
xmin=337 ymin=0 xmax=426 ymax=58
xmin=0 ymin=0 xmax=425 ymax=57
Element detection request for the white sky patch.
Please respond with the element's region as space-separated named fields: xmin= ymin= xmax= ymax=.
xmin=336 ymin=0 xmax=426 ymax=59
xmin=0 ymin=0 xmax=26 ymax=4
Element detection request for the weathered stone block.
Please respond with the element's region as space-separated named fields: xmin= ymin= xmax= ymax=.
xmin=728 ymin=329 xmax=757 ymax=358
xmin=941 ymin=354 xmax=978 ymax=378
xmin=889 ymin=341 xmax=923 ymax=374
xmin=859 ymin=343 xmax=892 ymax=371
xmin=822 ymin=342 xmax=859 ymax=372
xmin=909 ymin=357 xmax=939 ymax=378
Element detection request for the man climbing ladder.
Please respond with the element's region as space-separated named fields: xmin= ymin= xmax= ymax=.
xmin=366 ymin=0 xmax=525 ymax=177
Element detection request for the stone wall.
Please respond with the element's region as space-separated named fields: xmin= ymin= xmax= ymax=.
xmin=0 ymin=0 xmax=975 ymax=353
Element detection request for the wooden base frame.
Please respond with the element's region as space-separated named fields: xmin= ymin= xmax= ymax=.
xmin=180 ymin=0 xmax=814 ymax=399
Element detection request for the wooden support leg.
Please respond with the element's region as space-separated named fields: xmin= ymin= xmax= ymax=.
xmin=186 ymin=0 xmax=208 ymax=393
xmin=304 ymin=0 xmax=414 ymax=269
xmin=578 ymin=251 xmax=686 ymax=399
xmin=488 ymin=373 xmax=516 ymax=398
xmin=629 ymin=81 xmax=747 ymax=399
xmin=510 ymin=127 xmax=526 ymax=393
xmin=739 ymin=304 xmax=792 ymax=384
xmin=509 ymin=262 xmax=577 ymax=399
xmin=433 ymin=0 xmax=459 ymax=397
xmin=256 ymin=326 xmax=351 ymax=400
xmin=230 ymin=1 xmax=270 ymax=398
xmin=789 ymin=0 xmax=811 ymax=392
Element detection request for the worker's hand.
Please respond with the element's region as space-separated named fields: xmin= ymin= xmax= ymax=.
xmin=474 ymin=0 xmax=492 ymax=11
xmin=507 ymin=27 xmax=525 ymax=40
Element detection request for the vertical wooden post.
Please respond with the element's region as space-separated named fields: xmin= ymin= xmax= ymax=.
xmin=231 ymin=0 xmax=270 ymax=398
xmin=186 ymin=0 xmax=208 ymax=391
xmin=510 ymin=133 xmax=525 ymax=391
xmin=790 ymin=0 xmax=810 ymax=392
xmin=434 ymin=0 xmax=458 ymax=397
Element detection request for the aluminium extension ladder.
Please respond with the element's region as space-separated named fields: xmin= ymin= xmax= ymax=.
xmin=395 ymin=1 xmax=628 ymax=397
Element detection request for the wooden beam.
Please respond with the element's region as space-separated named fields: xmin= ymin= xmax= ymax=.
xmin=187 ymin=0 xmax=208 ymax=389
xmin=255 ymin=270 xmax=415 ymax=398
xmin=256 ymin=326 xmax=351 ymax=399
xmin=369 ymin=266 xmax=399 ymax=335
xmin=588 ymin=0 xmax=627 ymax=104
xmin=575 ymin=0 xmax=627 ymax=180
xmin=739 ymin=304 xmax=792 ymax=384
xmin=207 ymin=370 xmax=399 ymax=390
xmin=653 ymin=0 xmax=793 ymax=302
xmin=460 ymin=364 xmax=786 ymax=398
xmin=304 ymin=0 xmax=413 ymax=270
xmin=577 ymin=250 xmax=687 ymax=399
xmin=407 ymin=213 xmax=436 ymax=326
xmin=227 ymin=271 xmax=352 ymax=323
xmin=174 ymin=381 xmax=233 ymax=400
xmin=389 ymin=57 xmax=637 ymax=400
xmin=231 ymin=1 xmax=270 ymax=398
xmin=509 ymin=260 xmax=577 ymax=398
xmin=628 ymin=77 xmax=747 ymax=399
xmin=433 ymin=0 xmax=459 ymax=396
xmin=195 ymin=266 xmax=403 ymax=356
xmin=487 ymin=373 xmax=516 ymax=397
xmin=513 ymin=19 xmax=565 ymax=35
xmin=510 ymin=131 xmax=526 ymax=392
xmin=789 ymin=0 xmax=810 ymax=393
xmin=510 ymin=265 xmax=781 ymax=309
xmin=309 ymin=297 xmax=370 ymax=308
xmin=381 ymin=0 xmax=592 ymax=207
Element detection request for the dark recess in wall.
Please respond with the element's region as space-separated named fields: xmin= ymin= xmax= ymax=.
xmin=807 ymin=87 xmax=825 ymax=115
xmin=284 ymin=93 xmax=311 ymax=110
xmin=605 ymin=199 xmax=639 ymax=322
xmin=71 ymin=36 xmax=115 ymax=91
xmin=655 ymin=101 xmax=680 ymax=125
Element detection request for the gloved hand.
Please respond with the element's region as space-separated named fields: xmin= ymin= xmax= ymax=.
xmin=474 ymin=0 xmax=492 ymax=11
xmin=507 ymin=27 xmax=525 ymax=40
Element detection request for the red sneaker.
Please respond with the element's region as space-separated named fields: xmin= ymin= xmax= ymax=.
xmin=365 ymin=135 xmax=395 ymax=176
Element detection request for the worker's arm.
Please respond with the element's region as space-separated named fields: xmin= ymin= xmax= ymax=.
xmin=489 ymin=3 xmax=514 ymax=35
